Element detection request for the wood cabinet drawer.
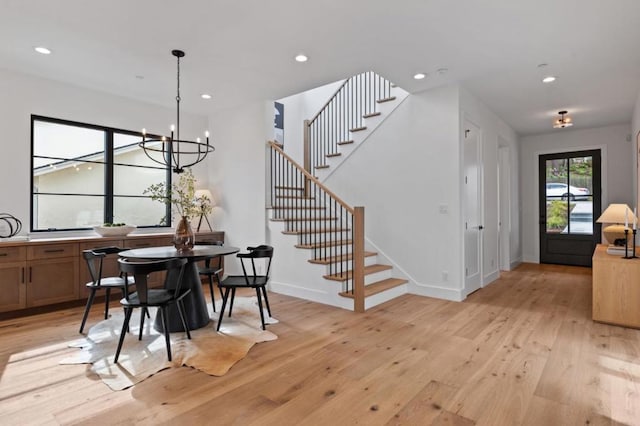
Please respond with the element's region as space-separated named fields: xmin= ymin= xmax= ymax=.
xmin=0 ymin=246 xmax=26 ymax=263
xmin=124 ymin=237 xmax=169 ymax=249
xmin=27 ymin=243 xmax=78 ymax=260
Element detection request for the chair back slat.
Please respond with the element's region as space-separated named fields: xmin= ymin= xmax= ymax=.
xmin=83 ymin=246 xmax=125 ymax=286
xmin=118 ymin=258 xmax=188 ymax=303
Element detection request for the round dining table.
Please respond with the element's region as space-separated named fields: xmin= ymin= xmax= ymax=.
xmin=118 ymin=245 xmax=240 ymax=332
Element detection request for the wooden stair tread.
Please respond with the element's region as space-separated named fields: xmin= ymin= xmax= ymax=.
xmin=276 ymin=195 xmax=314 ymax=200
xmin=271 ymin=217 xmax=337 ymax=222
xmin=274 ymin=185 xmax=304 ymax=191
xmin=376 ymin=96 xmax=396 ymax=103
xmin=326 ymin=153 xmax=342 ymax=158
xmin=269 ymin=206 xmax=326 ymax=210
xmin=309 ymin=251 xmax=376 ymax=265
xmin=315 ymin=165 xmax=329 ymax=169
xmin=349 ymin=126 xmax=367 ymax=132
xmin=283 ymin=227 xmax=350 ymax=235
xmin=323 ymin=264 xmax=392 ymax=282
xmin=363 ymin=111 xmax=381 ymax=118
xmin=337 ymin=140 xmax=354 ymax=146
xmin=295 ymin=239 xmax=353 ymax=249
xmin=339 ymin=278 xmax=408 ymax=298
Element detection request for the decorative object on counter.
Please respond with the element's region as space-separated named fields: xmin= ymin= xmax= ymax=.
xmin=144 ymin=169 xmax=205 ymax=251
xmin=92 ymin=223 xmax=136 ymax=237
xmin=194 ymin=189 xmax=214 ymax=232
xmin=0 ymin=213 xmax=22 ymax=238
xmin=138 ymin=49 xmax=214 ymax=174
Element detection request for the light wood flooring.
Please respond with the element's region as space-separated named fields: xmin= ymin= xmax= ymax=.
xmin=0 ymin=263 xmax=639 ymax=425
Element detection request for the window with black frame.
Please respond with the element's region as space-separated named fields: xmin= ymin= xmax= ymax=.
xmin=31 ymin=116 xmax=170 ymax=231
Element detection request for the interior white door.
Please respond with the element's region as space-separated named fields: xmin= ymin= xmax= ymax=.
xmin=463 ymin=120 xmax=482 ymax=295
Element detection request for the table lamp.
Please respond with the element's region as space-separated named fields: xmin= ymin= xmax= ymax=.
xmin=194 ymin=189 xmax=215 ymax=232
xmin=596 ymin=203 xmax=637 ymax=246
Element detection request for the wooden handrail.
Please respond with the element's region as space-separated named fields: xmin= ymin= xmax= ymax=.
xmin=308 ymin=78 xmax=350 ymax=124
xmin=268 ymin=141 xmax=355 ymax=214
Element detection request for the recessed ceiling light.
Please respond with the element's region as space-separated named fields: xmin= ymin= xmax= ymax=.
xmin=201 ymin=93 xmax=212 ymax=100
xmin=437 ymin=68 xmax=448 ymax=75
xmin=34 ymin=46 xmax=51 ymax=55
xmin=542 ymin=76 xmax=556 ymax=83
xmin=295 ymin=54 xmax=308 ymax=63
xmin=413 ymin=73 xmax=426 ymax=80
xmin=135 ymin=75 xmax=145 ymax=80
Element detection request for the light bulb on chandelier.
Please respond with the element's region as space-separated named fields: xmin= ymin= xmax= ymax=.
xmin=139 ymin=50 xmax=214 ymax=173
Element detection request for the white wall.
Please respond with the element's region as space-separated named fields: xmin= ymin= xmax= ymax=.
xmin=0 ymin=67 xmax=209 ymax=237
xmin=459 ymin=88 xmax=520 ymax=278
xmin=206 ymin=100 xmax=272 ymax=275
xmin=277 ymin=79 xmax=345 ymax=164
xmin=324 ymin=85 xmax=464 ymax=300
xmin=520 ymin=124 xmax=633 ymax=263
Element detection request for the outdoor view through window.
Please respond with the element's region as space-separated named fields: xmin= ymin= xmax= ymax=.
xmin=31 ymin=117 xmax=169 ymax=231
xmin=545 ymin=156 xmax=593 ymax=235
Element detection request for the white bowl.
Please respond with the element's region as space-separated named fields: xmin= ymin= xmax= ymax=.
xmin=93 ymin=225 xmax=136 ymax=237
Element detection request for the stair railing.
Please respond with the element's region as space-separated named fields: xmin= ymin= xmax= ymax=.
xmin=304 ymin=71 xmax=394 ymax=174
xmin=269 ymin=141 xmax=365 ymax=312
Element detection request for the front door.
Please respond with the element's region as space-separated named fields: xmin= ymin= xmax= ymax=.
xmin=539 ymin=150 xmax=601 ymax=266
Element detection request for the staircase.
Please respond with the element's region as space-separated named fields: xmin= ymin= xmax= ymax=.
xmin=268 ymin=72 xmax=408 ymax=312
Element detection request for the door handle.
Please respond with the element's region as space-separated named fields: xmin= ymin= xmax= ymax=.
xmin=478 ymin=225 xmax=484 ymax=230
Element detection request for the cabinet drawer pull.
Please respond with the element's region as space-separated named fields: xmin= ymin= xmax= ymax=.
xmin=29 ymin=266 xmax=32 ymax=282
xmin=44 ymin=248 xmax=65 ymax=253
xmin=0 ymin=253 xmax=7 ymax=257
xmin=22 ymin=267 xmax=25 ymax=283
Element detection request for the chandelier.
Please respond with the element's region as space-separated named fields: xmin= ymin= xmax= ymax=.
xmin=553 ymin=110 xmax=573 ymax=129
xmin=139 ymin=49 xmax=214 ymax=173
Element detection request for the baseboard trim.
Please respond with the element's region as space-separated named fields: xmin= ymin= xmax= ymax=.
xmin=408 ymin=282 xmax=464 ymax=302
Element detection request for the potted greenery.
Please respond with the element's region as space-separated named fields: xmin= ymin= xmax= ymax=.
xmin=144 ymin=169 xmax=211 ymax=251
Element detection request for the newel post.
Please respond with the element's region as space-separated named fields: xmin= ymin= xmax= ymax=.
xmin=353 ymin=206 xmax=365 ymax=313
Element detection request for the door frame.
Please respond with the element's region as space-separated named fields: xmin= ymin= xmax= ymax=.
xmin=532 ymin=145 xmax=608 ymax=263
xmin=498 ymin=145 xmax=511 ymax=271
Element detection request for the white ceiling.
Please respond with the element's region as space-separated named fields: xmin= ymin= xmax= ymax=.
xmin=1 ymin=0 xmax=639 ymax=136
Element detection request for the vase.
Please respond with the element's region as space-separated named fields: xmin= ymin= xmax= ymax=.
xmin=173 ymin=216 xmax=195 ymax=252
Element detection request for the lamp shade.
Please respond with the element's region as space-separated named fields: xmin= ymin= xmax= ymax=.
xmin=194 ymin=189 xmax=215 ymax=207
xmin=596 ymin=203 xmax=637 ymax=245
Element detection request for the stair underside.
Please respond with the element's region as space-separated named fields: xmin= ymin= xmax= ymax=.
xmin=308 ymin=251 xmax=376 ymax=265
xmin=339 ymin=278 xmax=408 ymax=298
xmin=323 ymin=264 xmax=391 ymax=282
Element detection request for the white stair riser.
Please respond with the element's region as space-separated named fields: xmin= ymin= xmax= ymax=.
xmin=295 ymin=230 xmax=352 ymax=242
xmin=270 ymin=209 xmax=330 ymax=220
xmin=318 ymin=255 xmax=377 ymax=272
xmin=272 ymin=198 xmax=323 ymax=208
xmin=273 ymin=188 xmax=306 ymax=197
xmin=337 ymin=268 xmax=394 ymax=292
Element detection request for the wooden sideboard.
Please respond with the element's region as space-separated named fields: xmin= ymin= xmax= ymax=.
xmin=0 ymin=231 xmax=224 ymax=314
xmin=592 ymin=244 xmax=640 ymax=329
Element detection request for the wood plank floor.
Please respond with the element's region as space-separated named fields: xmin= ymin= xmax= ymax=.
xmin=1 ymin=263 xmax=639 ymax=425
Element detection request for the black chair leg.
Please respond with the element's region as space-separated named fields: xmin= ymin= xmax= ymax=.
xmin=255 ymin=288 xmax=266 ymax=330
xmin=104 ymin=288 xmax=111 ymax=320
xmin=217 ymin=287 xmax=231 ymax=331
xmin=261 ymin=286 xmax=272 ymax=317
xmin=114 ymin=307 xmax=133 ymax=363
xmin=228 ymin=288 xmax=237 ymax=317
xmin=208 ymin=275 xmax=216 ymax=313
xmin=160 ymin=307 xmax=172 ymax=362
xmin=176 ymin=300 xmax=191 ymax=339
xmin=139 ymin=308 xmax=146 ymax=340
xmin=79 ymin=288 xmax=96 ymax=334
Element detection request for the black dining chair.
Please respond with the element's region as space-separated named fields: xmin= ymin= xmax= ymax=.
xmin=217 ymin=245 xmax=274 ymax=331
xmin=114 ymin=257 xmax=190 ymax=363
xmin=195 ymin=240 xmax=224 ymax=313
xmin=80 ymin=247 xmax=135 ymax=334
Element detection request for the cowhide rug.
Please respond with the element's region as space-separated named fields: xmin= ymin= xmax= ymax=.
xmin=60 ymin=297 xmax=278 ymax=390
